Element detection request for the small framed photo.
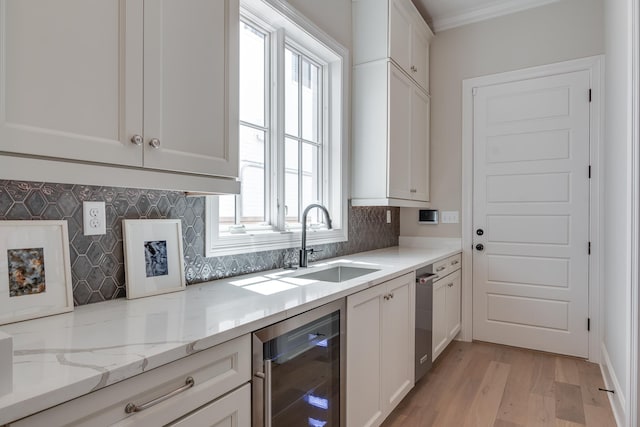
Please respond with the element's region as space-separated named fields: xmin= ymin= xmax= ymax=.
xmin=0 ymin=220 xmax=73 ymax=325
xmin=123 ymin=219 xmax=186 ymax=299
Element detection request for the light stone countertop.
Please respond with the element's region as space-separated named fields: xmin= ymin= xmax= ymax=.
xmin=0 ymin=244 xmax=461 ymax=424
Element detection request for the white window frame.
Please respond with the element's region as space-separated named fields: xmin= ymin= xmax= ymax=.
xmin=206 ymin=0 xmax=349 ymax=257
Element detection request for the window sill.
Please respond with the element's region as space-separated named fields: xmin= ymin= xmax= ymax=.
xmin=205 ymin=228 xmax=347 ymax=257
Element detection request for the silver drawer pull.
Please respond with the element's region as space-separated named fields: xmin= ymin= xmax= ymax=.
xmin=436 ymin=266 xmax=446 ymax=272
xmin=447 ymin=282 xmax=454 ymax=288
xmin=125 ymin=376 xmax=195 ymax=414
xmin=450 ymin=260 xmax=459 ymax=266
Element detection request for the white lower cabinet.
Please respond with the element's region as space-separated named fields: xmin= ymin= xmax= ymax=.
xmin=432 ymin=268 xmax=462 ymax=361
xmin=9 ymin=335 xmax=251 ymax=427
xmin=347 ymin=272 xmax=415 ymax=427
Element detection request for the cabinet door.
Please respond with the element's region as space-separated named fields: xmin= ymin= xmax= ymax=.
xmin=410 ymin=24 xmax=430 ymax=92
xmin=388 ymin=64 xmax=413 ymax=200
xmin=432 ymin=279 xmax=447 ymax=361
xmin=381 ymin=273 xmax=415 ymax=414
xmin=168 ymin=383 xmax=250 ymax=427
xmin=410 ymin=87 xmax=430 ymax=201
xmin=143 ymin=0 xmax=239 ymax=178
xmin=388 ymin=0 xmax=412 ymax=74
xmin=347 ymin=285 xmax=384 ymax=427
xmin=446 ymin=270 xmax=462 ymax=340
xmin=0 ymin=0 xmax=143 ymax=166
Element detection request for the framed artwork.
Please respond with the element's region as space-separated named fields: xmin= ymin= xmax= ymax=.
xmin=123 ymin=219 xmax=186 ymax=299
xmin=0 ymin=220 xmax=73 ymax=325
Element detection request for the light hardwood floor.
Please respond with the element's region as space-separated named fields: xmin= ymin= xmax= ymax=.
xmin=381 ymin=341 xmax=616 ymax=427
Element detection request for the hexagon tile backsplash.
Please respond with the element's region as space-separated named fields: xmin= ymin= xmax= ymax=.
xmin=0 ymin=180 xmax=400 ymax=306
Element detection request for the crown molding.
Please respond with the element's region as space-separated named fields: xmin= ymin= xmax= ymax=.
xmin=432 ymin=0 xmax=562 ymax=32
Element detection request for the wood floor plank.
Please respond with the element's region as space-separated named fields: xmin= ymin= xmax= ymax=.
xmin=494 ymin=420 xmax=523 ymax=427
xmin=531 ymin=353 xmax=557 ymax=397
xmin=583 ymin=403 xmax=616 ymax=427
xmin=496 ymin=348 xmax=536 ymax=425
xmin=463 ymin=361 xmax=511 ymax=427
xmin=525 ymin=393 xmax=556 ymax=427
xmin=577 ymin=361 xmax=609 ymax=408
xmin=555 ymin=357 xmax=581 ymax=386
xmin=555 ymin=382 xmax=586 ymax=424
xmin=431 ymin=352 xmax=493 ymax=426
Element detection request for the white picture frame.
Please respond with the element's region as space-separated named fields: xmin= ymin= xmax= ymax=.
xmin=0 ymin=220 xmax=73 ymax=325
xmin=123 ymin=219 xmax=186 ymax=299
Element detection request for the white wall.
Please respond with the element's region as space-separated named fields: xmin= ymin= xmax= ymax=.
xmin=602 ymin=0 xmax=634 ymax=423
xmin=400 ymin=0 xmax=604 ymax=237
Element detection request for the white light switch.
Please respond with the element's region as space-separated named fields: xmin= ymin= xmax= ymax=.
xmin=441 ymin=211 xmax=459 ymax=224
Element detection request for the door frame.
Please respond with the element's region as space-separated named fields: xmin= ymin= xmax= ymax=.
xmin=460 ymin=55 xmax=604 ymax=362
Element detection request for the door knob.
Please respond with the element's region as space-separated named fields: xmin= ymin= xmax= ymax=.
xmin=475 ymin=244 xmax=484 ymax=251
xmin=476 ymin=228 xmax=484 ymax=236
xmin=149 ymin=138 xmax=161 ymax=149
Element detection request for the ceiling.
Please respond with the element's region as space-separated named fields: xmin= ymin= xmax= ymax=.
xmin=411 ymin=0 xmax=562 ymax=32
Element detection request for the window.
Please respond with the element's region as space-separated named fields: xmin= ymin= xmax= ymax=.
xmin=206 ymin=0 xmax=349 ymax=257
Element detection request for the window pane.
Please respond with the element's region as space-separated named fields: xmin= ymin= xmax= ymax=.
xmin=239 ymin=126 xmax=266 ymax=224
xmin=285 ymin=138 xmax=299 ymax=224
xmin=302 ymin=143 xmax=319 ymax=221
xmin=219 ymin=194 xmax=236 ymax=228
xmin=302 ymin=59 xmax=320 ymax=142
xmin=239 ymin=22 xmax=266 ymax=126
xmin=285 ymin=48 xmax=299 ymax=137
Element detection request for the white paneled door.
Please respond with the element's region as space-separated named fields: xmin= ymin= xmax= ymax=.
xmin=472 ymin=71 xmax=591 ymax=357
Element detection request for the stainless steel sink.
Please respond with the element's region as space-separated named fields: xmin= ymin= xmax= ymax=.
xmin=296 ymin=266 xmax=380 ymax=282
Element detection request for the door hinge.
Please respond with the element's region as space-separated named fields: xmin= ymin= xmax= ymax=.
xmin=589 ymin=89 xmax=592 ymax=102
xmin=588 ymin=165 xmax=592 ymax=178
xmin=472 ymin=87 xmax=478 ymax=96
xmin=588 ymin=241 xmax=591 ymax=255
xmin=588 ymin=318 xmax=591 ymax=331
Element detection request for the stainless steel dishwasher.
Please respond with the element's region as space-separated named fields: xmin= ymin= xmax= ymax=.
xmin=415 ymin=265 xmax=437 ymax=382
xmin=252 ymin=299 xmax=344 ymax=427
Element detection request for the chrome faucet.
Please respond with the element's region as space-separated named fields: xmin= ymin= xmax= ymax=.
xmin=299 ymin=203 xmax=332 ymax=267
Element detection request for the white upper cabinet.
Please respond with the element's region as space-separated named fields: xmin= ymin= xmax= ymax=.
xmin=0 ymin=0 xmax=239 ymax=192
xmin=352 ymin=0 xmax=432 ymax=207
xmin=0 ymin=0 xmax=143 ymax=166
xmin=353 ymin=0 xmax=432 ymax=92
xmin=142 ymin=0 xmax=238 ymax=177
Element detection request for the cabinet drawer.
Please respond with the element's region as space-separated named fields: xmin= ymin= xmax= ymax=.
xmin=433 ymin=253 xmax=461 ymax=278
xmin=10 ymin=335 xmax=251 ymax=427
xmin=167 ymin=383 xmax=250 ymax=427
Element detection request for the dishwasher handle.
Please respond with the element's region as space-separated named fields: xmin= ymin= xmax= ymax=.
xmin=416 ymin=273 xmax=438 ymax=284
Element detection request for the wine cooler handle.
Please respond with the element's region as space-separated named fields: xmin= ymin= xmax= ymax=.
xmin=265 ymin=359 xmax=272 ymax=427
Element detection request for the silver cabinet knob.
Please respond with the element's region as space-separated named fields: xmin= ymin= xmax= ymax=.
xmin=410 ymin=188 xmax=417 ymax=193
xmin=130 ymin=135 xmax=143 ymax=146
xmin=149 ymin=138 xmax=161 ymax=149
xmin=411 ymin=65 xmax=417 ymax=72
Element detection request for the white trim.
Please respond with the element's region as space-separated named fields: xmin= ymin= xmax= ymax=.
xmin=204 ymin=196 xmax=347 ymax=257
xmin=461 ymin=55 xmax=604 ymax=360
xmin=431 ymin=0 xmax=562 ymax=32
xmin=0 ymin=155 xmax=241 ymax=194
xmin=601 ymin=342 xmax=627 ymax=426
xmin=631 ymin=0 xmax=640 ymax=423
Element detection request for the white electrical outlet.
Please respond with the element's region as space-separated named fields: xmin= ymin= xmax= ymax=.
xmin=386 ymin=210 xmax=392 ymax=224
xmin=441 ymin=211 xmax=459 ymax=224
xmin=83 ymin=201 xmax=106 ymax=236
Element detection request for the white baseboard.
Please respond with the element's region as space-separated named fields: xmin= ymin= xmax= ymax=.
xmin=600 ymin=343 xmax=627 ymax=426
